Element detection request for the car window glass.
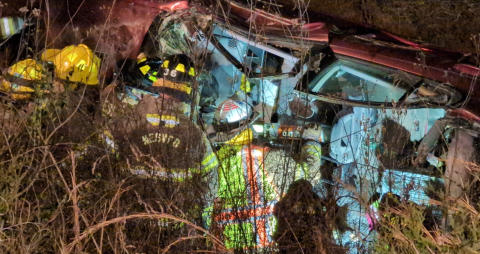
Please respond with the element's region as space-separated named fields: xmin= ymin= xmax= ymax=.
xmin=213 ymin=25 xmax=264 ymax=73
xmin=309 ymin=59 xmax=406 ymax=103
xmin=213 ymin=25 xmax=288 ymax=75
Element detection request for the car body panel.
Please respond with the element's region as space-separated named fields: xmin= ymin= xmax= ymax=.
xmin=219 ymin=1 xmax=329 ymax=49
xmin=44 ymin=0 xmax=191 ymax=77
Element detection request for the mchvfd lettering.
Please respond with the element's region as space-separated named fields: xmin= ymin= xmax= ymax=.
xmin=142 ymin=132 xmax=181 ymax=148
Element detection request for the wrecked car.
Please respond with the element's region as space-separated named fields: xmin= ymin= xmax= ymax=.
xmin=199 ymin=1 xmax=479 ymax=251
xmin=119 ymin=0 xmax=480 ymax=251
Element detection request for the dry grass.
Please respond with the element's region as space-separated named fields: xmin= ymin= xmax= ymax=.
xmin=0 ymin=86 xmax=226 ymax=253
xmin=0 ymin=2 xmax=224 ymax=252
xmin=374 ymin=163 xmax=480 ymax=254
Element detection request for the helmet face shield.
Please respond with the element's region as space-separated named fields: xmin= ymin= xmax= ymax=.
xmin=214 ymin=99 xmax=253 ymax=132
xmin=218 ymin=100 xmax=251 ymax=123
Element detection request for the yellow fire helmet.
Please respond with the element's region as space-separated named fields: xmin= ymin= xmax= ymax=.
xmin=41 ymin=44 xmax=101 ymax=85
xmin=1 ymin=58 xmax=45 ymax=100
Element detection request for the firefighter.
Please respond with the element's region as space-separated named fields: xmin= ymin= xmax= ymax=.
xmin=102 ymin=53 xmax=218 ymax=252
xmin=1 ymin=58 xmax=46 ymax=100
xmin=119 ymin=53 xmax=198 ymax=116
xmin=0 ymin=17 xmax=24 ymax=40
xmin=206 ymin=98 xmax=323 ymax=251
xmin=0 ymin=16 xmax=31 ymax=66
xmin=0 ymin=44 xmax=100 ymax=150
xmin=1 ymin=44 xmax=100 ymax=100
xmin=113 ymin=52 xmax=215 ymax=168
xmin=108 ymin=51 xmax=217 ymax=160
xmin=105 ymin=93 xmax=218 ymax=179
xmin=134 ymin=54 xmax=195 ymax=101
xmin=104 ymin=52 xmax=217 ymax=181
xmin=41 ymin=44 xmax=101 ymax=86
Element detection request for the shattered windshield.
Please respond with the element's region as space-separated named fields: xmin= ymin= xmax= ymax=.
xmin=309 ymin=58 xmax=407 ymax=103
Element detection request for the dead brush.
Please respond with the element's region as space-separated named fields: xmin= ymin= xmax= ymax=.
xmin=374 ymin=162 xmax=480 ymax=254
xmin=0 ymin=70 xmax=226 ymax=253
xmin=0 ymin=3 xmax=225 ymax=253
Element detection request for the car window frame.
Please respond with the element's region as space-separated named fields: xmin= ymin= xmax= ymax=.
xmin=210 ymin=22 xmax=300 ymax=79
xmin=305 ymin=56 xmax=450 ymax=109
xmin=309 ymin=58 xmax=407 ymax=101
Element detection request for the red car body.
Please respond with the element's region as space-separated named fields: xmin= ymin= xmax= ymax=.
xmin=221 ymin=1 xmax=480 ymax=118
